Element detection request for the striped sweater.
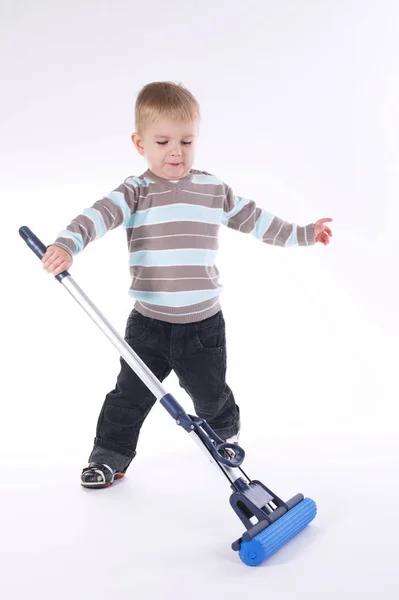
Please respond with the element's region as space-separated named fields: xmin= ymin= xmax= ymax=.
xmin=53 ymin=168 xmax=315 ymax=323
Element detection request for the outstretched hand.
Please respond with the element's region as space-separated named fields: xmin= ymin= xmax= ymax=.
xmin=314 ymin=218 xmax=333 ymax=245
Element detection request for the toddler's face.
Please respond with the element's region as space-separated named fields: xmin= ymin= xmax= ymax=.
xmin=132 ymin=119 xmax=198 ymax=180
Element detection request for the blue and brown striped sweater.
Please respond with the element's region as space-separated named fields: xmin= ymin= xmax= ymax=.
xmin=53 ymin=168 xmax=315 ymax=323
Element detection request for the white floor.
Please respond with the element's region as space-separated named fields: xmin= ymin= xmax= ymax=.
xmin=2 ymin=432 xmax=398 ymax=600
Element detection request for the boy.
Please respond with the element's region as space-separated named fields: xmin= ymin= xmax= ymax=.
xmin=42 ymin=81 xmax=333 ymax=488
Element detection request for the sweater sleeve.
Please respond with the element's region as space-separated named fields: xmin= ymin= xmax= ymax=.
xmin=221 ymin=184 xmax=315 ymax=247
xmin=51 ymin=178 xmax=138 ymax=256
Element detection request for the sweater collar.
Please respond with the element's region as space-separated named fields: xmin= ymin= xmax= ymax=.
xmin=141 ymin=168 xmax=193 ymax=193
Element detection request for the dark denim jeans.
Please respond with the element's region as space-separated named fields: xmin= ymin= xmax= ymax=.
xmin=88 ymin=309 xmax=240 ymax=472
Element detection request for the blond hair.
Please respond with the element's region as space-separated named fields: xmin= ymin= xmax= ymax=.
xmin=135 ymin=81 xmax=200 ymax=134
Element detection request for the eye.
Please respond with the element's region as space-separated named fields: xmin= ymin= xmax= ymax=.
xmin=157 ymin=141 xmax=168 ymax=145
xmin=182 ymin=141 xmax=192 ymax=145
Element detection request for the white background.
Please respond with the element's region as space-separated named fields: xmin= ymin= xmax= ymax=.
xmin=2 ymin=1 xmax=398 ymax=598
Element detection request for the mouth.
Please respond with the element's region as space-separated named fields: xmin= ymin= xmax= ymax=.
xmin=169 ymin=163 xmax=182 ymax=167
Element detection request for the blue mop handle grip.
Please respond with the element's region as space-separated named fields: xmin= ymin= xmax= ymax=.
xmin=19 ymin=226 xmax=47 ymax=259
xmin=19 ymin=226 xmax=71 ymax=281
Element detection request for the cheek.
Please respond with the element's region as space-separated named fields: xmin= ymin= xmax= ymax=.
xmin=150 ymin=147 xmax=163 ymax=162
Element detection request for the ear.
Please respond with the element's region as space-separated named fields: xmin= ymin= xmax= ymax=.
xmin=131 ymin=132 xmax=145 ymax=156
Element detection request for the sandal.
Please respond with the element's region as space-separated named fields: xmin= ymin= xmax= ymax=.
xmin=81 ymin=462 xmax=125 ymax=489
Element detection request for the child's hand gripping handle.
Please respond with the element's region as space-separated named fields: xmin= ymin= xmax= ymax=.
xmin=19 ymin=226 xmax=70 ymax=281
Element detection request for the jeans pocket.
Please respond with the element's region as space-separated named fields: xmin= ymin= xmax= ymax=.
xmin=125 ymin=317 xmax=148 ymax=343
xmin=194 ymin=313 xmax=225 ymax=354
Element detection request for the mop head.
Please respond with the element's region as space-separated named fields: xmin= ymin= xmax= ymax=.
xmin=238 ymin=497 xmax=317 ymax=566
xmin=190 ymin=419 xmax=318 ymax=567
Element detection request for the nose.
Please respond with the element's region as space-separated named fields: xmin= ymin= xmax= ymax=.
xmin=170 ymin=141 xmax=182 ymax=157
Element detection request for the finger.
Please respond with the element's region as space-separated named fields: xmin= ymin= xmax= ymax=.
xmin=324 ymin=227 xmax=333 ymax=236
xmin=319 ymin=218 xmax=333 ymax=224
xmin=53 ymin=262 xmax=69 ymax=276
xmin=50 ymin=256 xmax=66 ymax=271
xmin=43 ymin=246 xmax=56 ymax=258
xmin=54 ymin=262 xmax=69 ymax=275
xmin=43 ymin=254 xmax=59 ymax=270
xmin=42 ymin=247 xmax=56 ymax=265
xmin=48 ymin=257 xmax=67 ymax=274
